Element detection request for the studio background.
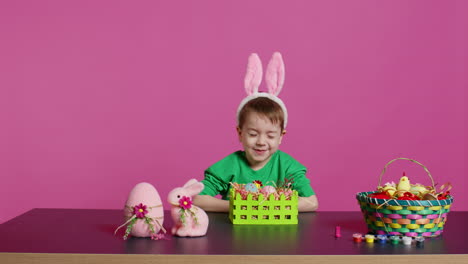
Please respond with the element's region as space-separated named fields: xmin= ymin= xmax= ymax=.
xmin=1 ymin=0 xmax=467 ymax=223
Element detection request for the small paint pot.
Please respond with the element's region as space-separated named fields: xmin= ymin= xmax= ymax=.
xmin=390 ymin=236 xmax=401 ymax=245
xmin=376 ymin=235 xmax=387 ymax=243
xmin=365 ymin=234 xmax=375 ymax=243
xmin=353 ymin=233 xmax=363 ymax=243
xmin=415 ymin=236 xmax=425 ymax=247
xmin=402 ymin=236 xmax=412 ymax=245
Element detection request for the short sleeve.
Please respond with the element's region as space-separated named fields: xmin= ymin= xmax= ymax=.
xmin=290 ymin=171 xmax=315 ymax=197
xmin=282 ymin=153 xmax=315 ymax=197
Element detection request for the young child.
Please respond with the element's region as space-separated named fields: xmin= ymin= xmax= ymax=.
xmin=193 ymin=52 xmax=318 ymax=212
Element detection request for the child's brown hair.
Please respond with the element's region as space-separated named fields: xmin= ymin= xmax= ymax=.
xmin=238 ymin=97 xmax=285 ymax=132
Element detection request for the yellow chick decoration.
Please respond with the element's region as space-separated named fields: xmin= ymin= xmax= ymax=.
xmin=397 ymin=174 xmax=411 ymax=192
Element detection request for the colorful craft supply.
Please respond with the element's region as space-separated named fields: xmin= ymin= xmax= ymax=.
xmin=402 ymin=236 xmax=412 ymax=245
xmin=377 ymin=235 xmax=387 ymax=243
xmin=335 ymin=226 xmax=341 ymax=238
xmin=390 ymin=236 xmax=401 ymax=244
xmin=365 ymin=234 xmax=375 ymax=243
xmin=353 ymin=233 xmax=363 ymax=243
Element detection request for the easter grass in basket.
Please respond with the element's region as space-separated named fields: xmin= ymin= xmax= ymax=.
xmin=228 ymin=180 xmax=298 ymax=225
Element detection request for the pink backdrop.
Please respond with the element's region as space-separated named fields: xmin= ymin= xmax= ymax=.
xmin=1 ymin=1 xmax=467 ymax=223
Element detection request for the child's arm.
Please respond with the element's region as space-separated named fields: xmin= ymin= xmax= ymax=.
xmin=193 ymin=195 xmax=229 ymax=212
xmin=298 ymin=195 xmax=319 ymax=212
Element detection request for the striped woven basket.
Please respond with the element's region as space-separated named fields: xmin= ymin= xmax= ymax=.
xmin=356 ymin=158 xmax=454 ymax=237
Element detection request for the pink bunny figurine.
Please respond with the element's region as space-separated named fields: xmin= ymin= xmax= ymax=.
xmin=167 ymin=179 xmax=209 ymax=237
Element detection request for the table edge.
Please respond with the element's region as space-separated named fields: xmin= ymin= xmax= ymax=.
xmin=1 ymin=252 xmax=467 ymax=264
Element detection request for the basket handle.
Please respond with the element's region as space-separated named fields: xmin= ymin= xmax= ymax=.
xmin=378 ymin=157 xmax=435 ymax=189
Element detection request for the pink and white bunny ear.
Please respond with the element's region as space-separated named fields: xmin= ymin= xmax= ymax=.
xmin=265 ymin=52 xmax=285 ymax=96
xmin=184 ymin=181 xmax=204 ymax=196
xmin=183 ymin=179 xmax=199 ymax=188
xmin=244 ymin=53 xmax=263 ymax=96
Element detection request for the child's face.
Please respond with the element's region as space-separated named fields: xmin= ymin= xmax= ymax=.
xmin=237 ymin=111 xmax=285 ymax=170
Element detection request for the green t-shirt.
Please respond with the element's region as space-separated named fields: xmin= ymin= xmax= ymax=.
xmin=200 ymin=150 xmax=315 ymax=200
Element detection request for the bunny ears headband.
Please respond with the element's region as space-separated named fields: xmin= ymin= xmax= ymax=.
xmin=236 ymin=52 xmax=288 ymax=128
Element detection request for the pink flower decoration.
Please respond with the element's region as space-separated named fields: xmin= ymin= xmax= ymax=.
xmin=133 ymin=203 xmax=148 ymax=218
xmin=253 ymin=180 xmax=263 ymax=188
xmin=179 ymin=196 xmax=192 ymax=210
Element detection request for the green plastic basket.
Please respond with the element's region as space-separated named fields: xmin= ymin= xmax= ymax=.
xmin=229 ymin=188 xmax=298 ymax=225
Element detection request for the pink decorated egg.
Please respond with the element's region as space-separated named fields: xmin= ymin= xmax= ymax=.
xmin=124 ymin=182 xmax=164 ymax=237
xmin=261 ymin=185 xmax=277 ymax=197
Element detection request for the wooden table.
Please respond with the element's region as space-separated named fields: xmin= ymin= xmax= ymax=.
xmin=1 ymin=209 xmax=467 ymax=263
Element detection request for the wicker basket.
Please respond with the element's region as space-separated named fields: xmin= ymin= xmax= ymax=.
xmin=356 ymin=158 xmax=454 ymax=237
xmin=229 ymin=188 xmax=298 ymax=225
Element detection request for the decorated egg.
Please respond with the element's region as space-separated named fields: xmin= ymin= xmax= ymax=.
xmin=261 ymin=185 xmax=277 ymax=197
xmin=124 ymin=182 xmax=164 ymax=237
xmin=245 ymin=183 xmax=258 ymax=192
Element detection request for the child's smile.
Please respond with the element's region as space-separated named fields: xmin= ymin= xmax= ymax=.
xmin=254 ymin=148 xmax=267 ymax=155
